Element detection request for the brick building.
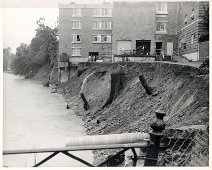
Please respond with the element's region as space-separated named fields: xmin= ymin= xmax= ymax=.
xmin=58 ymin=0 xmax=209 ymax=75
xmin=112 ymin=0 xmax=209 ymax=62
xmin=177 ymin=1 xmax=209 ymax=61
xmin=112 ymin=1 xmax=179 ymax=62
xmin=59 ymin=1 xmax=113 ymax=65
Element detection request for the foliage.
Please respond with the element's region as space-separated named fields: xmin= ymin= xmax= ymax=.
xmin=16 ymin=43 xmax=29 ymax=57
xmin=11 ymin=17 xmax=59 ymax=77
xmin=3 ymin=47 xmax=16 ymax=71
xmin=11 ymin=56 xmax=35 ymax=78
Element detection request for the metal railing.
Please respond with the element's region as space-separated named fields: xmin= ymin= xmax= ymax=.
xmin=3 ymin=110 xmax=166 ymax=167
xmin=158 ymin=126 xmax=209 ymax=166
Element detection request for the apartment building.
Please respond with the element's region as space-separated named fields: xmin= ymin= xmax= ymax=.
xmin=59 ymin=1 xmax=209 ymax=68
xmin=177 ymin=1 xmax=209 ymax=61
xmin=112 ymin=1 xmax=179 ymax=62
xmin=59 ymin=2 xmax=113 ymax=65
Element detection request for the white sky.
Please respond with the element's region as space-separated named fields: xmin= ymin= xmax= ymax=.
xmin=2 ymin=0 xmax=107 ymax=53
xmin=3 ymin=8 xmax=59 ymax=53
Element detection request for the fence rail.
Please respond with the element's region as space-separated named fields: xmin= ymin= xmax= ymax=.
xmin=4 ymin=110 xmax=208 ymax=167
xmin=3 ymin=110 xmax=166 ymax=167
xmin=3 ymin=142 xmax=148 ymax=155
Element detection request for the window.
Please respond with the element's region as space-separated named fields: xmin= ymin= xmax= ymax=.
xmin=72 ymin=34 xmax=81 ymax=43
xmin=106 ymin=21 xmax=112 ymax=29
xmin=156 ymin=3 xmax=167 ymax=14
xmin=156 ymin=22 xmax=166 ymax=32
xmin=72 ymin=48 xmax=81 ymax=56
xmin=93 ymin=8 xmax=112 ymax=17
xmin=94 ymin=9 xmax=101 ymax=16
xmin=93 ymin=21 xmax=112 ymax=29
xmin=72 ymin=8 xmax=81 ymax=17
xmin=93 ymin=35 xmax=101 ymax=42
xmin=72 ymin=21 xmax=81 ymax=29
xmin=102 ymin=9 xmax=112 ymax=16
xmin=93 ymin=35 xmax=112 ymax=43
xmin=102 ymin=35 xmax=112 ymax=42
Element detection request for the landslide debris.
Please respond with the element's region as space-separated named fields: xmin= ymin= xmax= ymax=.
xmin=57 ymin=62 xmax=209 ymax=166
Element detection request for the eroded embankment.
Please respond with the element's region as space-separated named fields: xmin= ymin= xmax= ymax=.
xmin=57 ymin=62 xmax=209 ymax=165
xmin=31 ymin=63 xmax=58 ymax=85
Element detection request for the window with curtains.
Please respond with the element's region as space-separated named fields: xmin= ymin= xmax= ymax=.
xmin=93 ymin=35 xmax=112 ymax=43
xmin=72 ymin=34 xmax=81 ymax=43
xmin=93 ymin=21 xmax=112 ymax=29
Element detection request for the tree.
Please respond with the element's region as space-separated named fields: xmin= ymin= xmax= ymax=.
xmin=3 ymin=47 xmax=15 ymax=71
xmin=11 ymin=17 xmax=59 ymax=77
xmin=3 ymin=47 xmax=11 ymax=71
xmin=11 ymin=56 xmax=34 ymax=78
xmin=16 ymin=43 xmax=29 ymax=57
xmin=32 ymin=17 xmax=59 ymax=65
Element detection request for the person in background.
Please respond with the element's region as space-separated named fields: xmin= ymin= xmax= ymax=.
xmin=161 ymin=50 xmax=165 ymax=61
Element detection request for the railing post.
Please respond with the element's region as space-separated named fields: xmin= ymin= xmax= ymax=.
xmin=58 ymin=68 xmax=62 ymax=84
xmin=144 ymin=110 xmax=166 ymax=166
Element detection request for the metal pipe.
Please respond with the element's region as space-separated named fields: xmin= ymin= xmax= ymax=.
xmin=3 ymin=142 xmax=148 ymax=155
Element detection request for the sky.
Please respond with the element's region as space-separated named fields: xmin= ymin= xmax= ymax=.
xmin=3 ymin=8 xmax=59 ymax=53
xmin=2 ymin=0 xmax=108 ymax=53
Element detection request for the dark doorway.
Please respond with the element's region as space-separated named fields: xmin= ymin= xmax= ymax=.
xmin=136 ymin=40 xmax=151 ymax=55
xmin=89 ymin=52 xmax=99 ymax=61
xmin=155 ymin=42 xmax=162 ymax=55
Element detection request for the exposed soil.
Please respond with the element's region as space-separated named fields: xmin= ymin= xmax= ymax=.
xmin=31 ymin=63 xmax=58 ymax=85
xmin=57 ymin=61 xmax=209 ymax=166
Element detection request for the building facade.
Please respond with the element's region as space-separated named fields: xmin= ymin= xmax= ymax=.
xmin=177 ymin=1 xmax=209 ymax=61
xmin=59 ymin=2 xmax=113 ymax=65
xmin=59 ymin=0 xmax=209 ymax=67
xmin=112 ymin=1 xmax=179 ymax=62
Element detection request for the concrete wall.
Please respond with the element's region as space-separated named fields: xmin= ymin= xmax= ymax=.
xmin=199 ymin=41 xmax=209 ymax=61
xmin=184 ymin=52 xmax=198 ymax=61
xmin=114 ymin=56 xmax=155 ymax=62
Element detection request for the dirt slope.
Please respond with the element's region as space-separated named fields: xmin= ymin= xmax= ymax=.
xmin=31 ymin=63 xmax=58 ymax=85
xmin=57 ymin=62 xmax=209 ymax=165
xmin=58 ymin=62 xmax=208 ymax=133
